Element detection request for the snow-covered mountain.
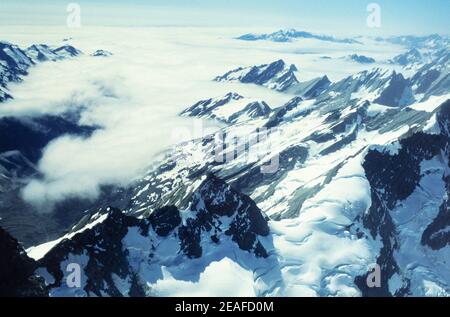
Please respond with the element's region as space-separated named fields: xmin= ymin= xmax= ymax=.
xmin=0 ymin=42 xmax=82 ymax=102
xmin=180 ymin=92 xmax=271 ymax=124
xmin=237 ymin=29 xmax=361 ymax=44
xmin=213 ymin=59 xmax=331 ymax=99
xmin=292 ymin=75 xmax=331 ymax=99
xmin=1 ymin=34 xmax=450 ymax=297
xmin=214 ymin=59 xmax=299 ymax=92
xmin=25 ymin=174 xmax=270 ymax=296
xmin=319 ymin=68 xmax=415 ymax=108
xmin=346 ymin=54 xmax=376 ymax=64
xmin=26 ymin=44 xmax=81 ymax=62
xmin=410 ymin=49 xmax=450 ymax=100
xmin=0 ymin=42 xmax=34 ymax=102
xmin=391 ymin=48 xmax=423 ymax=67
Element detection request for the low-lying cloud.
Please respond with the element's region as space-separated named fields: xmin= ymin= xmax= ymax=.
xmin=2 ymin=27 xmax=296 ymax=209
xmin=1 ymin=26 xmax=396 ymax=210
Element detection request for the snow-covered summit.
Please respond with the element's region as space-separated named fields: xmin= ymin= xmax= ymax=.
xmin=181 ymin=92 xmax=271 ymax=124
xmin=0 ymin=42 xmax=83 ymax=102
xmin=237 ymin=29 xmax=361 ymax=44
xmin=214 ymin=59 xmax=299 ymax=92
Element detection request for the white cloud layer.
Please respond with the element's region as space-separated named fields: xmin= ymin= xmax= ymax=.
xmin=0 ymin=26 xmax=403 ymax=208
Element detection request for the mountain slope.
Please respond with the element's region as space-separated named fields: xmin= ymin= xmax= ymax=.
xmin=214 ymin=59 xmax=299 ymax=92
xmin=26 ymin=175 xmax=271 ymax=296
xmin=180 ymin=92 xmax=271 ymax=124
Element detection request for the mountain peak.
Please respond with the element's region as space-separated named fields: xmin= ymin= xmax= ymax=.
xmin=180 ymin=92 xmax=271 ymax=124
xmin=237 ymin=29 xmax=361 ymax=44
xmin=214 ymin=60 xmax=299 ymax=92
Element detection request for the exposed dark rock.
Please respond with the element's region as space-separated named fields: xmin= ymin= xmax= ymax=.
xmin=294 ymin=75 xmax=331 ymax=99
xmin=421 ymin=175 xmax=450 ymax=250
xmin=179 ymin=174 xmax=270 ymax=258
xmin=149 ymin=205 xmax=181 ymax=237
xmin=356 ymin=100 xmax=450 ymax=296
xmin=265 ymin=96 xmax=304 ymax=129
xmin=373 ymin=72 xmax=413 ymax=108
xmin=0 ymin=226 xmax=47 ymax=297
xmin=214 ymin=60 xmax=299 ymax=92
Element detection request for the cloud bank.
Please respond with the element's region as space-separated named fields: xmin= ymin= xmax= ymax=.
xmin=0 ymin=27 xmax=402 ymax=209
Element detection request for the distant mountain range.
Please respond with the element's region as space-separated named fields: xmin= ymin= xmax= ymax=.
xmin=214 ymin=59 xmax=299 ymax=92
xmin=346 ymin=54 xmax=376 ymax=64
xmin=236 ymin=29 xmax=450 ymax=51
xmin=237 ymin=29 xmax=361 ymax=44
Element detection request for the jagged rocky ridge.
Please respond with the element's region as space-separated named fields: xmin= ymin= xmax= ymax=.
xmin=0 ymin=42 xmax=82 ymax=102
xmin=356 ymin=100 xmax=450 ymax=296
xmin=180 ymin=92 xmax=271 ymax=124
xmin=23 ymin=174 xmax=270 ymax=296
xmin=237 ymin=29 xmax=361 ymax=44
xmin=214 ymin=59 xmax=300 ymax=92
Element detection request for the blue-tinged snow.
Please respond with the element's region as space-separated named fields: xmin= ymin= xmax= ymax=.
xmin=390 ymin=156 xmax=450 ymax=296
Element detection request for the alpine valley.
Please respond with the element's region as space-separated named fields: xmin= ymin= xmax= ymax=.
xmin=0 ymin=27 xmax=449 ymax=297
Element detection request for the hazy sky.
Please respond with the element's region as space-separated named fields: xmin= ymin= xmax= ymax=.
xmin=0 ymin=0 xmax=449 ymax=36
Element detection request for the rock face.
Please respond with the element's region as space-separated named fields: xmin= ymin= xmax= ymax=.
xmin=347 ymin=54 xmax=376 ymax=64
xmin=265 ymin=96 xmax=305 ymax=129
xmin=214 ymin=60 xmax=299 ymax=92
xmin=0 ymin=42 xmax=34 ymax=102
xmin=373 ymin=72 xmax=414 ymax=107
xmin=410 ymin=49 xmax=450 ymax=100
xmin=51 ymin=45 xmax=81 ymax=58
xmin=319 ymin=68 xmax=415 ymax=108
xmin=26 ymin=175 xmax=270 ymax=296
xmin=26 ymin=44 xmax=81 ymax=62
xmin=181 ymin=92 xmax=271 ymax=124
xmin=0 ymin=227 xmax=47 ymax=297
xmin=421 ymin=176 xmax=450 ymax=251
xmin=182 ymin=174 xmax=270 ymax=258
xmin=356 ymin=100 xmax=450 ymax=296
xmin=293 ymin=75 xmax=331 ymax=99
xmin=0 ymin=42 xmax=82 ymax=102
xmin=149 ymin=205 xmax=181 ymax=237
